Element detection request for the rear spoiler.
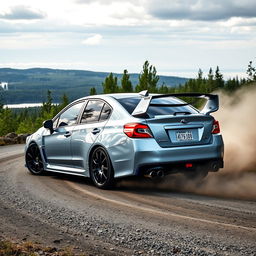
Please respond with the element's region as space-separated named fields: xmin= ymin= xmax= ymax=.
xmin=131 ymin=91 xmax=219 ymax=117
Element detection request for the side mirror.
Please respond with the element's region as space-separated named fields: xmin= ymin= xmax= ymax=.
xmin=43 ymin=119 xmax=54 ymax=134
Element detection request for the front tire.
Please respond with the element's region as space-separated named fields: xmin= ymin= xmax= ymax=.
xmin=89 ymin=147 xmax=114 ymax=189
xmin=25 ymin=143 xmax=45 ymax=175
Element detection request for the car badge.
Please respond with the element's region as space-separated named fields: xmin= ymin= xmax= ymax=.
xmin=180 ymin=119 xmax=187 ymax=124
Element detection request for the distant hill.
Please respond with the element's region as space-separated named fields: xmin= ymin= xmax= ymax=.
xmin=0 ymin=68 xmax=188 ymax=104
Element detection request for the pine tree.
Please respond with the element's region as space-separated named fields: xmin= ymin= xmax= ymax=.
xmin=214 ymin=66 xmax=224 ymax=89
xmin=135 ymin=61 xmax=159 ymax=92
xmin=102 ymin=73 xmax=119 ymax=93
xmin=246 ymin=61 xmax=256 ymax=82
xmin=121 ymin=70 xmax=133 ymax=92
xmin=61 ymin=93 xmax=69 ymax=107
xmin=0 ymin=89 xmax=5 ymax=110
xmin=42 ymin=90 xmax=53 ymax=114
xmin=0 ymin=108 xmax=17 ymax=136
xmin=158 ymin=83 xmax=169 ymax=94
xmin=58 ymin=93 xmax=69 ymax=111
xmin=197 ymin=68 xmax=203 ymax=80
xmin=207 ymin=67 xmax=215 ymax=92
xmin=195 ymin=69 xmax=204 ymax=92
xmin=90 ymin=87 xmax=97 ymax=95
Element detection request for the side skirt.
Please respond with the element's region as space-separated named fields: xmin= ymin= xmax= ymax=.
xmin=45 ymin=164 xmax=89 ymax=177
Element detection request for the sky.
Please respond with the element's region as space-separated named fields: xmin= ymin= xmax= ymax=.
xmin=0 ymin=0 xmax=255 ymax=79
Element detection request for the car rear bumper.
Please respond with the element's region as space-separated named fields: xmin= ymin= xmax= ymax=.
xmin=132 ymin=134 xmax=224 ymax=176
xmin=137 ymin=158 xmax=223 ymax=177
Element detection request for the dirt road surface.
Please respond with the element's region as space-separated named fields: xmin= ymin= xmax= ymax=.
xmin=0 ymin=145 xmax=255 ymax=255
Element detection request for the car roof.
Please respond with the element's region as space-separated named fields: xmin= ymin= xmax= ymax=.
xmin=78 ymin=93 xmax=168 ymax=101
xmin=71 ymin=93 xmax=181 ymax=108
xmin=89 ymin=93 xmax=141 ymax=99
xmin=74 ymin=93 xmax=134 ymax=100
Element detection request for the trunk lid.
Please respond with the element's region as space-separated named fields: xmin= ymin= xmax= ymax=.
xmin=146 ymin=114 xmax=214 ymax=148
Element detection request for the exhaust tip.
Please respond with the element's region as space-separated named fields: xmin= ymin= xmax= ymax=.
xmin=156 ymin=170 xmax=164 ymax=177
xmin=144 ymin=167 xmax=165 ymax=179
xmin=149 ymin=171 xmax=157 ymax=178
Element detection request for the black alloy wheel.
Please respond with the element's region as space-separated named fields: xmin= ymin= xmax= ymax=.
xmin=25 ymin=143 xmax=44 ymax=175
xmin=90 ymin=147 xmax=114 ymax=189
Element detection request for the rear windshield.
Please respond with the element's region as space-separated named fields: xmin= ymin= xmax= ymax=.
xmin=116 ymin=97 xmax=198 ymax=116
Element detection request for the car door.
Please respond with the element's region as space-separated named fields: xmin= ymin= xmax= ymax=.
xmin=70 ymin=99 xmax=112 ymax=171
xmin=43 ymin=101 xmax=85 ymax=168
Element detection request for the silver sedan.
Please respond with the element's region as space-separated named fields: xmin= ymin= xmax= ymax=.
xmin=25 ymin=91 xmax=224 ymax=189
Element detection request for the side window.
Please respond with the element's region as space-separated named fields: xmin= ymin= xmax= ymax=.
xmin=100 ymin=104 xmax=112 ymax=121
xmin=57 ymin=101 xmax=84 ymax=127
xmin=81 ymin=100 xmax=104 ymax=123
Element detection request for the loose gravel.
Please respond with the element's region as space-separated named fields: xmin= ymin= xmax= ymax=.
xmin=0 ymin=158 xmax=256 ymax=256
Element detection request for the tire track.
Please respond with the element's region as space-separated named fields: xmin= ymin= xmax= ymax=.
xmin=65 ymin=180 xmax=256 ymax=232
xmin=0 ymin=153 xmax=24 ymax=164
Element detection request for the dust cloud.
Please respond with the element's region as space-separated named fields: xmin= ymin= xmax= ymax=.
xmin=119 ymin=86 xmax=256 ymax=201
xmin=214 ymin=86 xmax=256 ymax=173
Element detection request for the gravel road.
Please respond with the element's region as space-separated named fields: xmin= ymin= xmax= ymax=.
xmin=0 ymin=145 xmax=255 ymax=255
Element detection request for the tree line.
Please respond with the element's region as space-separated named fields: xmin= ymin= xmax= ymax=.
xmin=91 ymin=60 xmax=255 ymax=95
xmin=0 ymin=60 xmax=255 ymax=136
xmin=0 ymin=91 xmax=69 ymax=136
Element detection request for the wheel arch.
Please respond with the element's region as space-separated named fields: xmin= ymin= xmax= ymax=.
xmin=26 ymin=140 xmax=39 ymax=152
xmin=28 ymin=140 xmax=38 ymax=146
xmin=88 ymin=144 xmax=115 ymax=177
xmin=26 ymin=140 xmax=47 ymax=165
xmin=25 ymin=140 xmax=45 ymax=175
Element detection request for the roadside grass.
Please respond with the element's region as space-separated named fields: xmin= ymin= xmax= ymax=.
xmin=0 ymin=239 xmax=87 ymax=256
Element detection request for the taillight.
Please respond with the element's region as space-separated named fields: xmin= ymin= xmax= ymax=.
xmin=212 ymin=120 xmax=220 ymax=134
xmin=123 ymin=123 xmax=153 ymax=138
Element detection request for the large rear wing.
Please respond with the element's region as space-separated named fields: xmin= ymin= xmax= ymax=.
xmin=131 ymin=90 xmax=219 ymax=117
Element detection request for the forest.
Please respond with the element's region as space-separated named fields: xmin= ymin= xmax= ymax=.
xmin=0 ymin=68 xmax=187 ymax=104
xmin=0 ymin=60 xmax=255 ymax=137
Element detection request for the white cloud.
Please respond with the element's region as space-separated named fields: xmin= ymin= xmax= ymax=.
xmin=0 ymin=5 xmax=45 ymax=20
xmin=82 ymin=34 xmax=102 ymax=45
xmin=76 ymin=0 xmax=117 ymax=4
xmin=146 ymin=0 xmax=256 ymax=21
xmin=76 ymin=0 xmax=143 ymax=5
xmin=110 ymin=4 xmax=146 ymax=21
xmin=0 ymin=0 xmax=254 ymax=77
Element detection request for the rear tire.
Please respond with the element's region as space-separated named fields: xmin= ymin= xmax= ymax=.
xmin=89 ymin=147 xmax=114 ymax=189
xmin=25 ymin=143 xmax=45 ymax=175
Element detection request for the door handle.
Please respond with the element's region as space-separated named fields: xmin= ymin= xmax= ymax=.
xmin=92 ymin=128 xmax=101 ymax=135
xmin=64 ymin=132 xmax=72 ymax=137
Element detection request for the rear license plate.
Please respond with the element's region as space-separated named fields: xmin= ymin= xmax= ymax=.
xmin=176 ymin=131 xmax=193 ymax=141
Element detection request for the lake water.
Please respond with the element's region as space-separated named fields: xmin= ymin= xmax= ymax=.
xmin=4 ymin=103 xmax=58 ymax=109
xmin=4 ymin=103 xmax=43 ymax=109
